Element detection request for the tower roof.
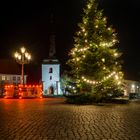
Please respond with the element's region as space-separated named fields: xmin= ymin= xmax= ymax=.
xmin=48 ymin=13 xmax=56 ymax=59
xmin=48 ymin=33 xmax=56 ymax=58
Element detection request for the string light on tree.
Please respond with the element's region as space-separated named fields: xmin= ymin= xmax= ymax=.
xmin=68 ymin=0 xmax=124 ymax=97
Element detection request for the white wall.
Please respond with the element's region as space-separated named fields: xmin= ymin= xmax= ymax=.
xmin=42 ymin=63 xmax=62 ymax=95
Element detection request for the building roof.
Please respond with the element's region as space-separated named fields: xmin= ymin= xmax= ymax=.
xmin=0 ymin=59 xmax=21 ymax=75
xmin=42 ymin=59 xmax=60 ymax=64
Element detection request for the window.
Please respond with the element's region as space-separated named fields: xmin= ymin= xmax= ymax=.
xmin=17 ymin=77 xmax=21 ymax=83
xmin=13 ymin=76 xmax=16 ymax=81
xmin=50 ymin=76 xmax=52 ymax=80
xmin=6 ymin=76 xmax=10 ymax=80
xmin=49 ymin=68 xmax=53 ymax=73
xmin=2 ymin=75 xmax=5 ymax=80
xmin=17 ymin=77 xmax=21 ymax=81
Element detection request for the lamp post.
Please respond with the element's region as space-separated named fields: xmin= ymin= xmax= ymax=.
xmin=14 ymin=47 xmax=31 ymax=85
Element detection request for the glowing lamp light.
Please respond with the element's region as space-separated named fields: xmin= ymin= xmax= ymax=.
xmin=14 ymin=46 xmax=31 ymax=85
xmin=25 ymin=52 xmax=29 ymax=57
xmin=15 ymin=52 xmax=19 ymax=58
xmin=28 ymin=54 xmax=31 ymax=60
xmin=108 ymin=27 xmax=111 ymax=31
xmin=21 ymin=47 xmax=26 ymax=53
xmin=131 ymin=84 xmax=135 ymax=88
xmin=18 ymin=55 xmax=21 ymax=60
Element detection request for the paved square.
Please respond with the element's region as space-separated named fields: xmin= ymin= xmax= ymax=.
xmin=0 ymin=98 xmax=140 ymax=140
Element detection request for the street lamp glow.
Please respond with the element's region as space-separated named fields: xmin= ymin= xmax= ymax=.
xmin=18 ymin=55 xmax=21 ymax=60
xmin=28 ymin=54 xmax=31 ymax=60
xmin=14 ymin=46 xmax=31 ymax=84
xmin=21 ymin=47 xmax=26 ymax=53
xmin=25 ymin=52 xmax=29 ymax=58
xmin=131 ymin=84 xmax=135 ymax=88
xmin=14 ymin=52 xmax=19 ymax=58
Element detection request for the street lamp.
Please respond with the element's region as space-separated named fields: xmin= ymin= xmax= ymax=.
xmin=14 ymin=46 xmax=31 ymax=84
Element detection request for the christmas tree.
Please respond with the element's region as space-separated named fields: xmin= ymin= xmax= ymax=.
xmin=67 ymin=0 xmax=124 ymax=99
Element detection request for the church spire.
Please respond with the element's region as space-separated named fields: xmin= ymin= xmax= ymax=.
xmin=49 ymin=13 xmax=56 ymax=58
xmin=49 ymin=34 xmax=56 ymax=57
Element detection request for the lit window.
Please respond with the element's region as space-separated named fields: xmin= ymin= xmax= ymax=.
xmin=2 ymin=75 xmax=5 ymax=80
xmin=7 ymin=76 xmax=10 ymax=80
xmin=50 ymin=76 xmax=52 ymax=80
xmin=49 ymin=68 xmax=53 ymax=73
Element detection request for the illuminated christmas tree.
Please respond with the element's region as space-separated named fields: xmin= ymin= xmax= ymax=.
xmin=68 ymin=0 xmax=124 ymax=98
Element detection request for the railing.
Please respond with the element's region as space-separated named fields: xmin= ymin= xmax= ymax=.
xmin=4 ymin=84 xmax=43 ymax=99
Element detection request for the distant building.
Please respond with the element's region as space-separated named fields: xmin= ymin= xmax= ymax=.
xmin=41 ymin=34 xmax=62 ymax=96
xmin=0 ymin=59 xmax=27 ymax=85
xmin=124 ymin=80 xmax=140 ymax=96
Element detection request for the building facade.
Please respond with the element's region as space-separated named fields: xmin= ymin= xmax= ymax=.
xmin=124 ymin=80 xmax=140 ymax=96
xmin=41 ymin=34 xmax=62 ymax=96
xmin=0 ymin=59 xmax=27 ymax=86
xmin=42 ymin=59 xmax=61 ymax=95
xmin=0 ymin=74 xmax=27 ymax=85
xmin=0 ymin=59 xmax=27 ymax=96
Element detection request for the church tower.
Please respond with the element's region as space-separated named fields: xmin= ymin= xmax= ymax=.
xmin=41 ymin=19 xmax=62 ymax=95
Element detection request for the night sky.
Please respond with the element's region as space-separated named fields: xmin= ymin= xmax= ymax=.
xmin=0 ymin=0 xmax=140 ymax=82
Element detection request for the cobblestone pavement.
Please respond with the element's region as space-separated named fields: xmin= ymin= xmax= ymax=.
xmin=0 ymin=98 xmax=140 ymax=140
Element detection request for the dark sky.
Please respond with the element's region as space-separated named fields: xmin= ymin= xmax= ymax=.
xmin=0 ymin=0 xmax=140 ymax=82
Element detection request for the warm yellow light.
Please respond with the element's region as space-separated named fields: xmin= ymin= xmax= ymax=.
xmin=102 ymin=58 xmax=105 ymax=62
xmin=21 ymin=47 xmax=26 ymax=53
xmin=76 ymin=58 xmax=79 ymax=61
xmin=95 ymin=25 xmax=98 ymax=28
xmin=131 ymin=84 xmax=135 ymax=88
xmin=112 ymin=39 xmax=116 ymax=43
xmin=81 ymin=71 xmax=119 ymax=85
xmin=115 ymin=75 xmax=119 ymax=80
xmin=117 ymin=81 xmax=121 ymax=85
xmin=82 ymin=28 xmax=85 ymax=32
xmin=15 ymin=52 xmax=19 ymax=58
xmin=114 ymin=53 xmax=118 ymax=57
xmin=25 ymin=52 xmax=29 ymax=58
xmin=18 ymin=55 xmax=21 ymax=60
xmin=87 ymin=4 xmax=91 ymax=9
xmin=108 ymin=27 xmax=111 ymax=31
xmin=28 ymin=54 xmax=31 ymax=60
xmin=103 ymin=17 xmax=106 ymax=21
xmin=103 ymin=67 xmax=106 ymax=70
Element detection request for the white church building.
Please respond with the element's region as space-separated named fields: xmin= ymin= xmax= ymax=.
xmin=41 ymin=34 xmax=62 ymax=96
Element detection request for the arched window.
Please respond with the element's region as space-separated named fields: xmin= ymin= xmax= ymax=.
xmin=49 ymin=68 xmax=53 ymax=73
